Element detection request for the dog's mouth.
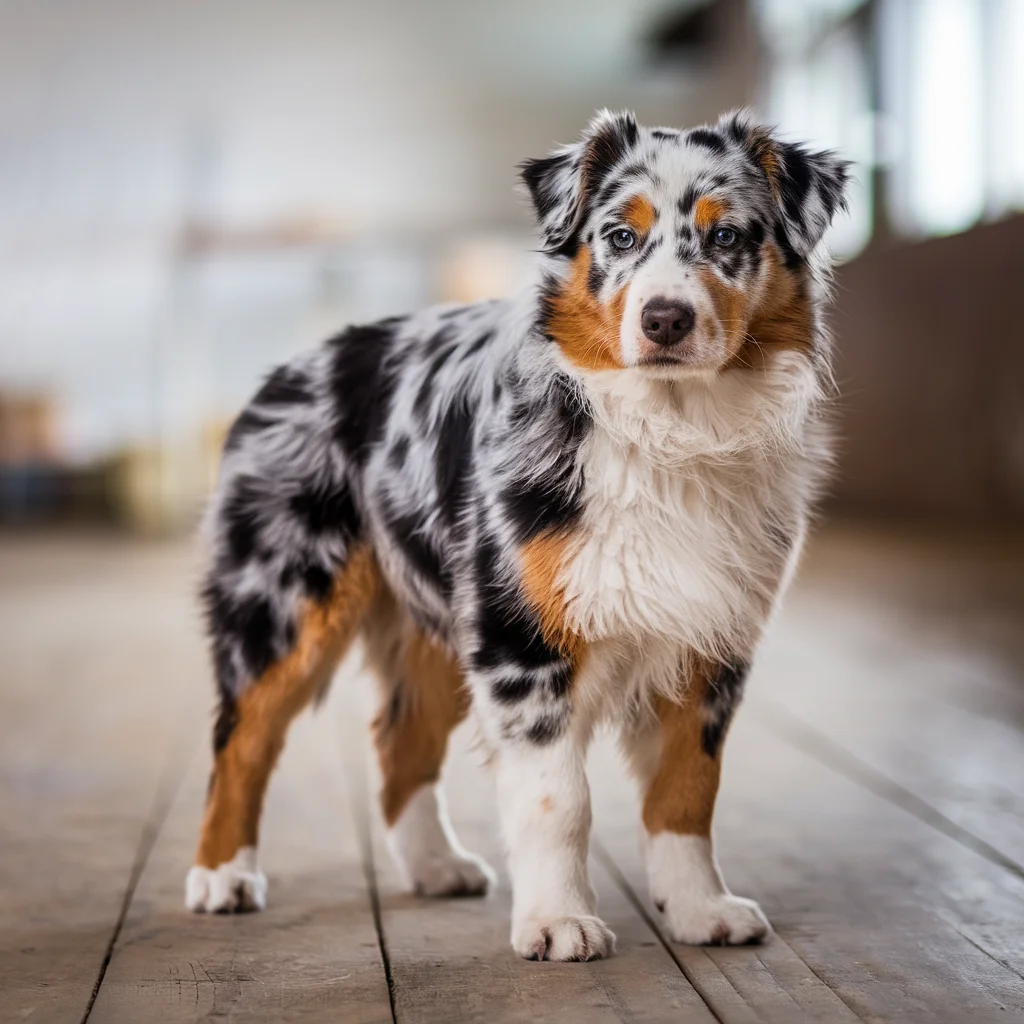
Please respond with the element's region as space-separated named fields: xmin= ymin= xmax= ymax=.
xmin=635 ymin=351 xmax=724 ymax=376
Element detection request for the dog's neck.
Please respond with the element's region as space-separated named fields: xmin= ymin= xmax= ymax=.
xmin=574 ymin=352 xmax=822 ymax=471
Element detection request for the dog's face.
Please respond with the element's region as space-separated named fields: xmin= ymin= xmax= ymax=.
xmin=523 ymin=110 xmax=849 ymax=377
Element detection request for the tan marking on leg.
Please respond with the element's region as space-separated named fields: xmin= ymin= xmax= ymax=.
xmin=620 ymin=194 xmax=657 ymax=237
xmin=519 ymin=527 xmax=582 ymax=659
xmin=545 ymin=247 xmax=627 ymax=372
xmin=195 ymin=547 xmax=379 ymax=868
xmin=694 ymin=196 xmax=727 ymax=234
xmin=642 ymin=662 xmax=723 ymax=837
xmin=364 ymin=592 xmax=470 ymax=826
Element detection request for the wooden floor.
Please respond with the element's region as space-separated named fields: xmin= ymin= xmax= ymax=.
xmin=1 ymin=525 xmax=1023 ymax=1024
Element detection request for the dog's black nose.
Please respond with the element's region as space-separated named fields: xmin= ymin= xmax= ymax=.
xmin=641 ymin=299 xmax=695 ymax=346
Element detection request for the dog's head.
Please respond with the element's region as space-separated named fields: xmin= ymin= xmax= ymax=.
xmin=522 ymin=110 xmax=849 ymax=377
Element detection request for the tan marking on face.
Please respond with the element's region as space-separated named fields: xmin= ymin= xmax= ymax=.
xmin=370 ymin=614 xmax=470 ymax=827
xmin=520 ymin=527 xmax=583 ymax=660
xmin=540 ymin=796 xmax=555 ymax=814
xmin=545 ymin=246 xmax=627 ymax=372
xmin=621 ymin=194 xmax=657 ymax=236
xmin=699 ymin=266 xmax=753 ymax=361
xmin=726 ymin=244 xmax=814 ymax=370
xmin=196 ymin=547 xmax=379 ymax=868
xmin=642 ymin=659 xmax=723 ymax=837
xmin=694 ymin=196 xmax=727 ymax=234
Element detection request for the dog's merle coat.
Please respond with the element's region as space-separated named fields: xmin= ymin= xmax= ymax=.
xmin=191 ymin=109 xmax=848 ymax=958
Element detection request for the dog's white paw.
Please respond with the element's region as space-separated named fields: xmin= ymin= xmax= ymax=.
xmin=512 ymin=915 xmax=616 ymax=961
xmin=410 ymin=850 xmax=496 ymax=898
xmin=388 ymin=784 xmax=494 ymax=898
xmin=646 ymin=833 xmax=771 ymax=946
xmin=185 ymin=846 xmax=267 ymax=913
xmin=658 ymin=893 xmax=770 ymax=946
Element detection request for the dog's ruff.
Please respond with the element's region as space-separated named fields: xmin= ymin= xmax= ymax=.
xmin=187 ymin=109 xmax=848 ymax=961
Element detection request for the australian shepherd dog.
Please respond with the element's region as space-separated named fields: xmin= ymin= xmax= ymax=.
xmin=186 ymin=109 xmax=848 ymax=961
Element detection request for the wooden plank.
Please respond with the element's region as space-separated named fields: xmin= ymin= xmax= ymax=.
xmin=0 ymin=536 xmax=200 ymax=1024
xmin=362 ymin=720 xmax=717 ymax=1024
xmin=757 ymin=528 xmax=1024 ymax=870
xmin=592 ymin=710 xmax=1024 ymax=1023
xmin=88 ymin=665 xmax=393 ymax=1024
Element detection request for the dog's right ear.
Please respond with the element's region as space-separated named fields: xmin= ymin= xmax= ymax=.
xmin=519 ymin=110 xmax=639 ymax=256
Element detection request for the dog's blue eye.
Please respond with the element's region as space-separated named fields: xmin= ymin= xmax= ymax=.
xmin=611 ymin=229 xmax=636 ymax=250
xmin=713 ymin=227 xmax=738 ymax=247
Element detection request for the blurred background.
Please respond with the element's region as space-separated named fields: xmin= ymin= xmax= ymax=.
xmin=2 ymin=6 xmax=1023 ymax=1017
xmin=0 ymin=0 xmax=1022 ymax=530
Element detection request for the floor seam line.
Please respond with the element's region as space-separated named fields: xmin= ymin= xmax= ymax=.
xmin=78 ymin=731 xmax=191 ymax=1024
xmin=591 ymin=837 xmax=727 ymax=1024
xmin=346 ymin=754 xmax=398 ymax=1024
xmin=752 ymin=697 xmax=1024 ymax=886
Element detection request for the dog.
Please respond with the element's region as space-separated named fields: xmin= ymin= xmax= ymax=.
xmin=185 ymin=109 xmax=848 ymax=962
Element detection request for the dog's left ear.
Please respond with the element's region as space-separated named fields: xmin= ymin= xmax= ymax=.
xmin=720 ymin=111 xmax=850 ymax=258
xmin=520 ymin=109 xmax=640 ymax=255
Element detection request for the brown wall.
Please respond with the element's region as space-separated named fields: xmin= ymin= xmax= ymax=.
xmin=827 ymin=214 xmax=1024 ymax=524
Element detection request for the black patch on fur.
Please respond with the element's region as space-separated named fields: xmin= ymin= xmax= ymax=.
xmin=212 ymin=694 xmax=238 ymax=752
xmin=535 ymin=273 xmax=563 ymax=342
xmin=329 ymin=321 xmax=400 ymax=466
xmin=388 ymin=435 xmax=410 ymax=470
xmin=520 ymin=153 xmax=572 ymax=222
xmin=678 ymin=185 xmax=700 ymax=217
xmin=634 ymin=235 xmax=662 ymax=270
xmin=382 ymin=499 xmax=452 ymax=600
xmin=491 ymin=674 xmax=534 ymax=705
xmin=773 ymin=222 xmax=804 ymax=270
xmin=470 ymin=537 xmax=559 ymax=674
xmin=701 ymin=661 xmax=750 ymax=757
xmin=587 ymin=259 xmax=607 ymax=295
xmin=413 ymin=330 xmax=457 ymax=418
xmin=524 ymin=713 xmax=566 ymax=745
xmin=726 ymin=116 xmax=747 ymax=145
xmin=461 ymin=330 xmax=494 ymax=361
xmin=687 ymin=128 xmax=726 ymax=154
xmin=224 ymin=409 xmax=274 ymax=451
xmin=220 ymin=477 xmax=264 ymax=566
xmin=502 ymin=376 xmax=589 ymax=541
xmin=651 ymin=129 xmax=678 ymax=140
xmin=586 ymin=115 xmax=636 ymax=198
xmin=300 ymin=562 xmax=334 ymax=602
xmin=435 ymin=398 xmax=475 ymax=528
xmin=289 ymin=480 xmax=360 ymax=540
xmin=253 ymin=365 xmax=313 ymax=406
xmin=779 ymin=145 xmax=812 ymax=230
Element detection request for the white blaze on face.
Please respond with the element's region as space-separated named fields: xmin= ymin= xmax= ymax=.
xmin=619 ymin=243 xmax=726 ymax=371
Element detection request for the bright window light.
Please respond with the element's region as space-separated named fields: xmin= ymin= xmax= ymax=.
xmin=904 ymin=0 xmax=985 ymax=235
xmin=988 ymin=0 xmax=1024 ymax=215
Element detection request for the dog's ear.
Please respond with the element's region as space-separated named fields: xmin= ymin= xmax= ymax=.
xmin=520 ymin=109 xmax=639 ymax=255
xmin=720 ymin=110 xmax=850 ymax=258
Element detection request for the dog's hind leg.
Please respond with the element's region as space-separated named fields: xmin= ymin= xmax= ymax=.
xmin=187 ymin=544 xmax=378 ymax=913
xmin=363 ymin=590 xmax=495 ymax=897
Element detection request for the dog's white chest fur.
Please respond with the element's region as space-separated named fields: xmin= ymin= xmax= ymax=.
xmin=561 ymin=371 xmax=810 ymax=662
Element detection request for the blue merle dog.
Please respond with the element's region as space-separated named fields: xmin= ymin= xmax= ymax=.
xmin=186 ymin=109 xmax=848 ymax=962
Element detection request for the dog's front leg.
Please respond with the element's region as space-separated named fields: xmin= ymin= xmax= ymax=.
xmin=493 ymin=720 xmax=615 ymax=961
xmin=621 ymin=658 xmax=770 ymax=945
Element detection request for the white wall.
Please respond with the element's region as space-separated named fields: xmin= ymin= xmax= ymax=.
xmin=0 ymin=0 xmax=751 ymax=457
